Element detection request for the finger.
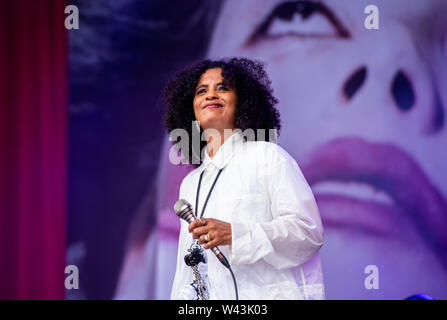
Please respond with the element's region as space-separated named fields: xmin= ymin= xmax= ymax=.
xmin=204 ymin=218 xmax=215 ymax=224
xmin=188 ymin=219 xmax=201 ymax=233
xmin=197 ymin=234 xmax=208 ymax=245
xmin=204 ymin=238 xmax=219 ymax=250
xmin=191 ymin=226 xmax=208 ymax=239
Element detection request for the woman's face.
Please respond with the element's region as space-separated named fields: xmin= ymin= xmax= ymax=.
xmin=193 ymin=68 xmax=238 ymax=132
xmin=207 ymin=0 xmax=447 ymax=298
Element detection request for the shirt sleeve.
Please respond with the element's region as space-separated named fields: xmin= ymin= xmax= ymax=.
xmin=229 ymin=145 xmax=324 ymax=270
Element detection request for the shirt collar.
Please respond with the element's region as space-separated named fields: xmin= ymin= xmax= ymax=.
xmin=199 ymin=131 xmax=244 ymax=173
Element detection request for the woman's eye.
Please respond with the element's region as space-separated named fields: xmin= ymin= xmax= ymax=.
xmin=196 ymin=89 xmax=206 ymax=95
xmin=248 ymin=0 xmax=350 ymax=44
xmin=218 ymin=86 xmax=228 ymax=91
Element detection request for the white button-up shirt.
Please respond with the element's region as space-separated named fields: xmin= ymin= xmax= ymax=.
xmin=171 ymin=131 xmax=325 ymax=300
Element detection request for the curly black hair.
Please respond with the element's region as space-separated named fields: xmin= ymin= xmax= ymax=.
xmin=163 ymin=57 xmax=281 ymax=167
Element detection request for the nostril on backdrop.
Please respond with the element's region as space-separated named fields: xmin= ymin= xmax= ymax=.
xmin=391 ymin=71 xmax=415 ymax=112
xmin=342 ymin=66 xmax=367 ymax=101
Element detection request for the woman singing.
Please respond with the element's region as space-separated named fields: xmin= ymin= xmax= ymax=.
xmin=164 ymin=57 xmax=324 ymax=300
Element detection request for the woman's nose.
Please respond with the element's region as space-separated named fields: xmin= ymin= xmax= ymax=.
xmin=391 ymin=70 xmax=415 ymax=112
xmin=338 ymin=20 xmax=447 ymax=136
xmin=341 ymin=63 xmax=444 ymax=135
xmin=343 ymin=68 xmax=417 ymax=113
xmin=205 ymin=90 xmax=218 ymax=100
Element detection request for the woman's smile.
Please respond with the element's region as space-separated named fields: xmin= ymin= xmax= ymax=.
xmin=203 ymin=102 xmax=223 ymax=109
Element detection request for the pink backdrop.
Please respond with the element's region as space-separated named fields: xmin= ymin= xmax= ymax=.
xmin=0 ymin=0 xmax=67 ymax=299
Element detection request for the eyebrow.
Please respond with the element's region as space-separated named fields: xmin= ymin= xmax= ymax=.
xmin=195 ymin=82 xmax=228 ymax=91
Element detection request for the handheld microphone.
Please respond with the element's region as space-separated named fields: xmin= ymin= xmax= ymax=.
xmin=174 ymin=199 xmax=231 ymax=269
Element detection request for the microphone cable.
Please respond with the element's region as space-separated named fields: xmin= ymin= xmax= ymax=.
xmin=195 ymin=169 xmax=239 ymax=300
xmin=228 ymin=265 xmax=239 ymax=300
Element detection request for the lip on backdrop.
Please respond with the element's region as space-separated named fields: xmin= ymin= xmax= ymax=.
xmin=300 ymin=137 xmax=447 ymax=267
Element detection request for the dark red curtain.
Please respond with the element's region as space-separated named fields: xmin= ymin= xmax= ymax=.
xmin=0 ymin=0 xmax=67 ymax=299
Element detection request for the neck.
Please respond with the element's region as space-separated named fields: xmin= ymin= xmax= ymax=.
xmin=204 ymin=128 xmax=235 ymax=158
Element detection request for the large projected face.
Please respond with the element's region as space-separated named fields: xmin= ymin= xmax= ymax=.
xmin=206 ymin=0 xmax=447 ymax=298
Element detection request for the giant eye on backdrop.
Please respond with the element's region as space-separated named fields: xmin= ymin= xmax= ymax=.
xmin=247 ymin=0 xmax=350 ymax=44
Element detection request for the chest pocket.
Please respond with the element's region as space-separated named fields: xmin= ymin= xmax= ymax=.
xmin=231 ymin=193 xmax=271 ymax=223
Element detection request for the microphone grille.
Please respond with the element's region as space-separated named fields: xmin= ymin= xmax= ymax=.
xmin=173 ymin=199 xmax=195 ymax=223
xmin=173 ymin=199 xmax=188 ymax=214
